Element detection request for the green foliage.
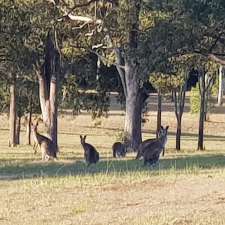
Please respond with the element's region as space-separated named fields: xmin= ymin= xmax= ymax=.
xmin=61 ymin=75 xmax=110 ymax=119
xmin=0 ymin=80 xmax=9 ymax=113
xmin=190 ymin=85 xmax=200 ymax=113
xmin=149 ymin=72 xmax=184 ymax=93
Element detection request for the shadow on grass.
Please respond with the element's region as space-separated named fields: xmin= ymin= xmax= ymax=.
xmin=0 ymin=153 xmax=225 ymax=181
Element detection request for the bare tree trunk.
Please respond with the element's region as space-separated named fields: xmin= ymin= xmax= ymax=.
xmin=157 ymin=90 xmax=162 ymax=138
xmin=176 ymin=117 xmax=181 ymax=150
xmin=198 ymin=96 xmax=205 ymax=150
xmin=9 ymin=77 xmax=16 ymax=147
xmin=198 ymin=73 xmax=205 ymax=151
xmin=218 ymin=65 xmax=223 ymax=106
xmin=15 ymin=116 xmax=21 ymax=145
xmin=49 ymin=78 xmax=58 ymax=147
xmin=174 ymin=76 xmax=187 ymax=151
xmin=26 ymin=110 xmax=32 ymax=145
xmin=124 ymin=86 xmax=142 ymax=150
xmin=197 ymin=70 xmax=214 ymax=150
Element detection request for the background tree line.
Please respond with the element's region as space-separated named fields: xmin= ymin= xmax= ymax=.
xmin=1 ymin=0 xmax=225 ymax=151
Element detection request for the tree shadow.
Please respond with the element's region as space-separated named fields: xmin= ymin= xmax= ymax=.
xmin=0 ymin=153 xmax=225 ymax=181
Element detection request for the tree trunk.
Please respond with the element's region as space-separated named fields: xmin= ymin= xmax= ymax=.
xmin=218 ymin=65 xmax=223 ymax=106
xmin=124 ymin=88 xmax=142 ymax=151
xmin=176 ymin=117 xmax=181 ymax=150
xmin=198 ymin=76 xmax=205 ymax=151
xmin=115 ymin=0 xmax=142 ymax=150
xmin=26 ymin=110 xmax=32 ymax=145
xmin=157 ymin=90 xmax=162 ymax=138
xmin=49 ymin=77 xmax=58 ymax=148
xmin=37 ymin=30 xmax=60 ymax=150
xmin=171 ymin=90 xmax=175 ymax=102
xmin=15 ymin=116 xmax=21 ymax=145
xmin=9 ymin=78 xmax=16 ymax=147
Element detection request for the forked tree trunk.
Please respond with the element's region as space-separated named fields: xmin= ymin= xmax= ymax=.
xmin=174 ymin=79 xmax=187 ymax=151
xmin=9 ymin=77 xmax=16 ymax=147
xmin=37 ymin=29 xmax=60 ymax=149
xmin=197 ymin=70 xmax=214 ymax=150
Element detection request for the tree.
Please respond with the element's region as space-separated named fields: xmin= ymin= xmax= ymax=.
xmin=174 ymin=71 xmax=188 ymax=151
xmin=36 ymin=29 xmax=61 ymax=149
xmin=196 ymin=60 xmax=217 ymax=150
xmin=0 ymin=0 xmax=36 ymax=147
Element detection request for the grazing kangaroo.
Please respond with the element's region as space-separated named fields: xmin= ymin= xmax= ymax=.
xmin=112 ymin=142 xmax=126 ymax=158
xmin=136 ymin=128 xmax=166 ymax=160
xmin=31 ymin=121 xmax=58 ymax=161
xmin=80 ymin=135 xmax=99 ymax=166
xmin=141 ymin=126 xmax=169 ymax=166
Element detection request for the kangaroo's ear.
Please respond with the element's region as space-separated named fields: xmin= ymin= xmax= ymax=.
xmin=166 ymin=126 xmax=169 ymax=130
xmin=84 ymin=135 xmax=87 ymax=141
xmin=80 ymin=135 xmax=83 ymax=140
xmin=160 ymin=126 xmax=164 ymax=130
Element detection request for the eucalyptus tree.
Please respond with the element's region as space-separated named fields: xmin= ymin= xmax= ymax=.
xmin=53 ymin=0 xmax=176 ymax=149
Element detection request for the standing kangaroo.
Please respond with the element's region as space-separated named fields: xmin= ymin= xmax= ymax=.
xmin=136 ymin=127 xmax=166 ymax=160
xmin=112 ymin=142 xmax=126 ymax=158
xmin=140 ymin=126 xmax=169 ymax=166
xmin=80 ymin=135 xmax=99 ymax=166
xmin=31 ymin=121 xmax=58 ymax=161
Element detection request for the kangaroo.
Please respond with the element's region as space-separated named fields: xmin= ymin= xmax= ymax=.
xmin=80 ymin=135 xmax=99 ymax=166
xmin=136 ymin=128 xmax=166 ymax=160
xmin=141 ymin=126 xmax=169 ymax=166
xmin=31 ymin=121 xmax=58 ymax=161
xmin=112 ymin=142 xmax=126 ymax=158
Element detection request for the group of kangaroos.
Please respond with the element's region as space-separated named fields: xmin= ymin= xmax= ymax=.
xmin=31 ymin=120 xmax=169 ymax=167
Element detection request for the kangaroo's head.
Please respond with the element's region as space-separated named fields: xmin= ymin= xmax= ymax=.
xmin=158 ymin=125 xmax=169 ymax=139
xmin=80 ymin=135 xmax=87 ymax=145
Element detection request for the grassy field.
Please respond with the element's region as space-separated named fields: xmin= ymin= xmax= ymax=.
xmin=1 ymin=95 xmax=225 ymax=225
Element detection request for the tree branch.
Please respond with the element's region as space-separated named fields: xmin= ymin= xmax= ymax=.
xmin=208 ymin=54 xmax=225 ymax=66
xmin=114 ymin=48 xmax=127 ymax=97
